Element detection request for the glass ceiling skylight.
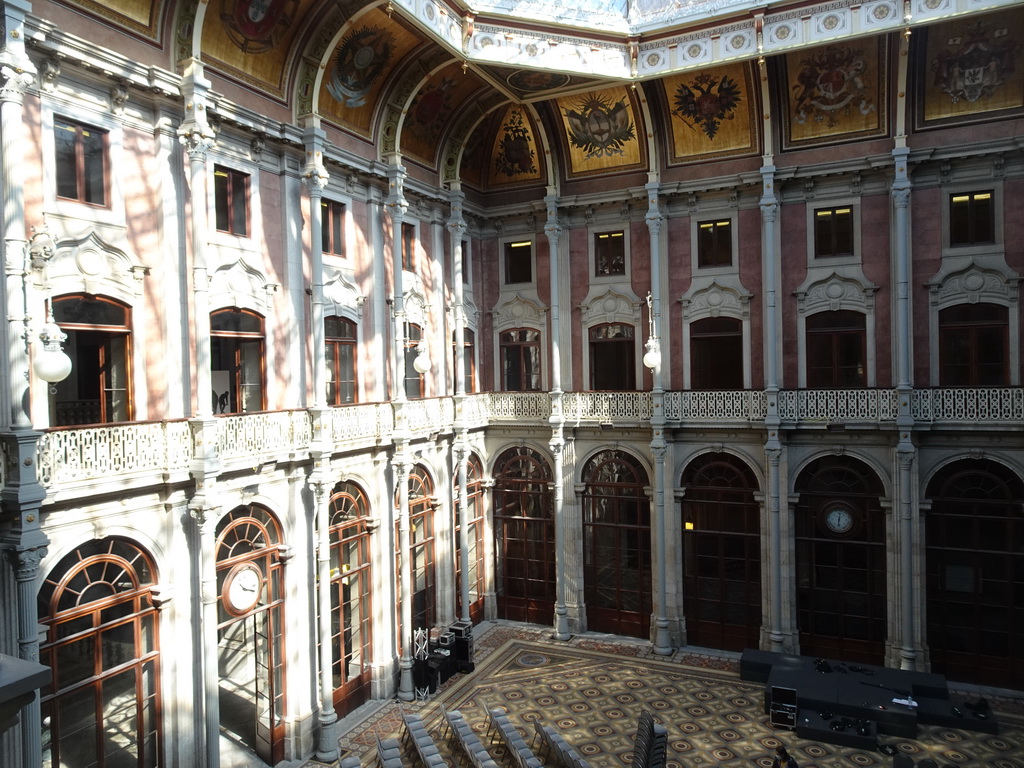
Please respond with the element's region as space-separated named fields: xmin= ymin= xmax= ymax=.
xmin=466 ymin=0 xmax=766 ymax=34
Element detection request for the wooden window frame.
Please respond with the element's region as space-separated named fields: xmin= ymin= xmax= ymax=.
xmin=214 ymin=165 xmax=250 ymax=236
xmin=322 ymin=199 xmax=346 ymax=256
xmin=54 ymin=117 xmax=108 ymax=207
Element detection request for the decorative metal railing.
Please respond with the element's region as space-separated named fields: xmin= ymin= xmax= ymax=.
xmin=485 ymin=392 xmax=551 ymax=420
xmin=663 ymin=390 xmax=768 ymax=421
xmin=16 ymin=386 xmax=1024 ymax=496
xmin=563 ymin=391 xmax=653 ymax=422
xmin=776 ymin=388 xmax=900 ymax=423
xmin=217 ymin=410 xmax=312 ymax=461
xmin=911 ymin=387 xmax=1024 ymax=423
xmin=38 ymin=420 xmax=193 ymax=487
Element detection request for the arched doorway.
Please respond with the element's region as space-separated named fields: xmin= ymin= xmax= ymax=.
xmin=794 ymin=456 xmax=886 ymax=664
xmin=328 ymin=481 xmax=374 ymax=717
xmin=454 ymin=453 xmax=486 ymax=624
xmin=396 ymin=464 xmax=436 ymax=641
xmin=39 ymin=538 xmax=161 ymax=768
xmin=925 ymin=459 xmax=1024 ymax=688
xmin=216 ymin=504 xmax=286 ymax=765
xmin=680 ymin=453 xmax=762 ymax=651
xmin=493 ymin=447 xmax=555 ymax=624
xmin=582 ymin=450 xmax=651 ymax=638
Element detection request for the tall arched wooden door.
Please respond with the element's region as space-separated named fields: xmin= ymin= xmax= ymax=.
xmin=216 ymin=504 xmax=286 ymax=765
xmin=396 ymin=464 xmax=437 ymax=643
xmin=582 ymin=450 xmax=651 ymax=639
xmin=493 ymin=447 xmax=555 ymax=625
xmin=328 ymin=481 xmax=373 ymax=718
xmin=681 ymin=453 xmax=762 ymax=651
xmin=39 ymin=538 xmax=161 ymax=768
xmin=794 ymin=456 xmax=886 ymax=664
xmin=455 ymin=454 xmax=487 ymax=624
xmin=925 ymin=459 xmax=1024 ymax=689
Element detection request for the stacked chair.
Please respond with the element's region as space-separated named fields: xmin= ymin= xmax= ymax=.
xmin=631 ymin=711 xmax=667 ymax=768
xmin=402 ymin=710 xmax=449 ymax=768
xmin=532 ymin=722 xmax=592 ymax=768
xmin=484 ymin=703 xmax=543 ymax=768
xmin=440 ymin=702 xmax=502 ymax=768
xmin=376 ymin=734 xmax=405 ymax=768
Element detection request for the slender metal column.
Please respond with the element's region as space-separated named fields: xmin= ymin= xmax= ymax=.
xmin=311 ymin=478 xmax=339 ymax=761
xmin=448 ymin=188 xmax=472 ymax=621
xmin=645 ymin=180 xmax=671 ymax=655
xmin=385 ymin=158 xmax=416 ymax=700
xmin=189 ymin=503 xmax=221 ymax=768
xmin=544 ymin=191 xmax=570 ymax=641
xmin=303 ymin=120 xmax=331 ymax=410
xmin=760 ymin=165 xmax=786 ymax=653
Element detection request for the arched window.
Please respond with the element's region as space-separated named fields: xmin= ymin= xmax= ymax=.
xmin=396 ymin=465 xmax=436 ymax=642
xmin=680 ymin=453 xmax=761 ymax=651
xmin=925 ymin=460 xmax=1024 ymax=689
xmin=327 ymin=481 xmax=373 ymax=715
xmin=589 ymin=323 xmax=635 ymax=391
xmin=326 ymin=316 xmax=357 ymax=404
xmin=582 ymin=450 xmax=651 ymax=638
xmin=454 ymin=454 xmax=486 ymax=623
xmin=39 ymin=538 xmax=160 ymax=768
xmin=794 ymin=456 xmax=886 ymax=664
xmin=215 ymin=504 xmax=286 ymax=764
xmin=211 ymin=308 xmax=265 ymax=413
xmin=939 ymin=303 xmax=1008 ymax=386
xmin=493 ymin=447 xmax=555 ymax=625
xmin=50 ymin=294 xmax=132 ymax=425
xmin=806 ymin=310 xmax=866 ymax=388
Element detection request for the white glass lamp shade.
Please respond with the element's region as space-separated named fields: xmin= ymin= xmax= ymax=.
xmin=412 ymin=342 xmax=431 ymax=374
xmin=642 ymin=338 xmax=661 ymax=370
xmin=34 ymin=322 xmax=73 ymax=383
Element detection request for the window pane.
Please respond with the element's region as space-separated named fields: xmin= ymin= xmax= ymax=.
xmin=239 ymin=339 xmax=264 ymax=411
xmin=214 ymin=169 xmax=230 ymax=231
xmin=55 ymin=120 xmax=80 ymax=199
xmin=82 ymin=128 xmax=106 ymax=206
xmin=231 ymin=174 xmax=248 ymax=236
xmin=505 ymin=242 xmax=532 ymax=283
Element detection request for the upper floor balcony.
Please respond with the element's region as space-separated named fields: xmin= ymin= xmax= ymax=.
xmin=5 ymin=387 xmax=1022 ymax=502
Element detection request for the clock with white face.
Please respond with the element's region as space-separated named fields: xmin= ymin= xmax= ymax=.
xmin=224 ymin=562 xmax=263 ymax=614
xmin=824 ymin=506 xmax=854 ymax=535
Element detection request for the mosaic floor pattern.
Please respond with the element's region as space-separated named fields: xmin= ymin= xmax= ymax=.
xmin=312 ymin=624 xmax=1024 ymax=768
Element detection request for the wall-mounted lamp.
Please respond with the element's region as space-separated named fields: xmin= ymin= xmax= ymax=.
xmin=642 ymin=291 xmax=661 ymax=370
xmin=25 ymin=225 xmax=73 ymax=385
xmin=412 ymin=340 xmax=431 ymax=374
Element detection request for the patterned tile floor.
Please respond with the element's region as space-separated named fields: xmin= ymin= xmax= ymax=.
xmin=307 ymin=623 xmax=1024 ymax=768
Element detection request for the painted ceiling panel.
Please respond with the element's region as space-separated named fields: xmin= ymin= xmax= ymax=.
xmin=318 ymin=9 xmax=424 ymax=138
xmin=400 ymin=63 xmax=490 ymax=166
xmin=659 ymin=62 xmax=760 ymax=165
xmin=200 ymin=0 xmax=315 ymax=99
xmin=55 ymin=0 xmax=163 ymax=40
xmin=554 ymin=86 xmax=647 ymax=178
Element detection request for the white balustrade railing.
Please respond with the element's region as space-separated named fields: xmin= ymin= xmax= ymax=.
xmin=563 ymin=391 xmax=653 ymax=422
xmin=327 ymin=402 xmax=393 ymax=444
xmin=485 ymin=392 xmax=551 ymax=420
xmin=217 ymin=410 xmax=312 ymax=460
xmin=776 ymin=389 xmax=900 ymax=423
xmin=38 ymin=420 xmax=193 ymax=487
xmin=404 ymin=397 xmax=455 ymax=434
xmin=17 ymin=387 xmax=1024 ymax=495
xmin=911 ymin=387 xmax=1024 ymax=423
xmin=663 ymin=390 xmax=767 ymax=421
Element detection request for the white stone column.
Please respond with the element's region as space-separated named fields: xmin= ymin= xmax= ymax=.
xmin=544 ymin=191 xmax=570 ymax=641
xmin=310 ymin=477 xmax=338 ymax=761
xmin=189 ymin=503 xmax=221 ymax=768
xmin=302 ymin=120 xmax=331 ymax=409
xmin=760 ymin=165 xmax=786 ymax=653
